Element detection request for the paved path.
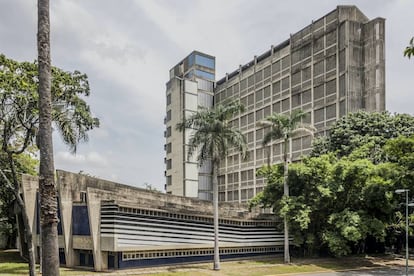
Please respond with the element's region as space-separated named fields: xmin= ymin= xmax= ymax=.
xmin=290 ymin=266 xmax=414 ymax=276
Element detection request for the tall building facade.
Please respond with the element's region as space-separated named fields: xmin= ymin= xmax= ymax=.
xmin=165 ymin=6 xmax=385 ymax=202
xmin=165 ymin=51 xmax=216 ymax=200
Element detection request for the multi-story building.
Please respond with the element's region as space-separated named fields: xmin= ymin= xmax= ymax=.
xmin=165 ymin=6 xmax=385 ymax=203
xmin=165 ymin=52 xmax=216 ymax=200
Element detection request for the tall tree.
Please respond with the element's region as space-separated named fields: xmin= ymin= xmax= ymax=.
xmin=1 ymin=54 xmax=98 ymax=276
xmin=37 ymin=0 xmax=59 ymax=274
xmin=177 ymin=101 xmax=247 ymax=270
xmin=259 ymin=109 xmax=315 ymax=263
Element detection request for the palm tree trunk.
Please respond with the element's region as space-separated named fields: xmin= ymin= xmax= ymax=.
xmin=212 ymin=160 xmax=220 ymax=270
xmin=1 ymin=159 xmax=36 ymax=276
xmin=283 ymin=138 xmax=290 ymax=263
xmin=37 ymin=0 xmax=60 ymax=275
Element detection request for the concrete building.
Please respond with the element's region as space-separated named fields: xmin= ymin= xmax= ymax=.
xmin=165 ymin=51 xmax=216 ymax=200
xmin=164 ymin=6 xmax=385 ymax=202
xmin=18 ymin=170 xmax=281 ymax=271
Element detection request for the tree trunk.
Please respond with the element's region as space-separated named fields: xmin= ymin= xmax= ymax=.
xmin=1 ymin=161 xmax=36 ymax=276
xmin=37 ymin=0 xmax=60 ymax=275
xmin=212 ymin=160 xmax=220 ymax=270
xmin=283 ymin=137 xmax=290 ymax=263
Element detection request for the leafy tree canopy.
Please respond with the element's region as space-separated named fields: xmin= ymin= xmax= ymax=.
xmin=0 ymin=53 xmax=99 ymax=153
xmin=251 ymin=111 xmax=414 ymax=257
xmin=312 ymin=111 xmax=414 ymax=160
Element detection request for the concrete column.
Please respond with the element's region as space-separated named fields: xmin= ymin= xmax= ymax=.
xmin=86 ymin=188 xmax=106 ymax=271
xmin=21 ymin=175 xmax=39 ymax=261
xmin=57 ymin=174 xmax=75 ymax=267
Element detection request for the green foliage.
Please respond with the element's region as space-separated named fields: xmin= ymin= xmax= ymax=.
xmin=404 ymin=37 xmax=414 ymax=59
xmin=251 ymin=133 xmax=414 ymax=257
xmin=0 ymin=53 xmax=100 ymax=153
xmin=312 ymin=111 xmax=414 ymax=160
xmin=0 ymin=150 xmax=38 ymax=248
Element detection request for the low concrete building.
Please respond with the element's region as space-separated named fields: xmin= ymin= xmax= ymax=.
xmin=18 ymin=170 xmax=282 ymax=271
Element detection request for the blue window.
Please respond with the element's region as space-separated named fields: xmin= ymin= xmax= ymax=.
xmin=195 ymin=69 xmax=215 ymax=81
xmin=188 ymin=53 xmax=195 ymax=67
xmin=195 ymin=54 xmax=215 ymax=69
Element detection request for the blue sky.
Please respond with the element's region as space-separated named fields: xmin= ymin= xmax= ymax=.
xmin=1 ymin=0 xmax=413 ymax=190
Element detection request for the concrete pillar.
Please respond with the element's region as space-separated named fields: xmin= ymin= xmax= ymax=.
xmin=57 ymin=174 xmax=75 ymax=267
xmin=21 ymin=175 xmax=39 ymax=261
xmin=86 ymin=188 xmax=106 ymax=271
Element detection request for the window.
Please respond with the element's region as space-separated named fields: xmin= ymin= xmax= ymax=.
xmin=263 ymin=86 xmax=271 ymax=99
xmin=314 ymin=108 xmax=324 ymax=123
xmin=256 ymin=109 xmax=263 ymax=121
xmin=292 ymin=94 xmax=301 ymax=107
xmin=314 ymin=61 xmax=324 ymax=76
xmin=292 ymin=71 xmax=301 ymax=87
xmin=263 ymin=105 xmax=271 ymax=117
xmin=326 ymin=79 xmax=336 ymax=96
xmin=166 ymin=126 xmax=171 ymax=137
xmin=166 ymin=159 xmax=172 ymax=169
xmin=263 ymin=66 xmax=271 ymax=79
xmin=302 ymin=67 xmax=311 ymax=82
xmin=282 ymin=99 xmax=290 ymax=112
xmin=195 ymin=54 xmax=215 ymax=69
xmin=240 ymin=96 xmax=247 ymax=107
xmin=326 ymin=104 xmax=336 ymax=119
xmin=302 ymin=89 xmax=311 ymax=104
xmin=247 ymin=112 xmax=254 ymax=125
xmin=198 ymin=93 xmax=213 ymax=107
xmin=166 ymin=110 xmax=171 ymax=122
xmin=281 ymin=56 xmax=290 ymax=70
xmin=195 ymin=69 xmax=214 ymax=80
xmin=314 ymin=84 xmax=324 ymax=100
xmin=248 ymin=94 xmax=254 ymax=106
xmin=197 ymin=79 xmax=214 ymax=91
xmin=326 ymin=54 xmax=336 ymax=71
xmin=281 ymin=76 xmax=290 ymax=91
xmin=272 ymin=60 xmax=280 ymax=74
xmin=247 ymin=131 xmax=254 ymax=144
xmin=166 ymin=143 xmax=172 ymax=153
xmin=272 ymin=102 xmax=280 ymax=114
xmin=255 ymin=89 xmax=263 ymax=102
xmin=166 ymin=176 xmax=172 ymax=186
xmin=240 ymin=79 xmax=247 ymax=90
xmin=248 ymin=75 xmax=254 ymax=87
xmin=255 ymin=70 xmax=263 ymax=83
xmin=166 ymin=94 xmax=171 ymax=105
xmin=272 ymin=81 xmax=281 ymax=95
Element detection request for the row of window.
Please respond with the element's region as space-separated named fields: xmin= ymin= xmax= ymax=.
xmin=114 ymin=206 xmax=276 ymax=227
xmin=219 ymin=63 xmax=341 ymax=107
xmin=122 ymin=246 xmax=282 ymax=260
xmin=218 ymin=40 xmax=339 ymax=97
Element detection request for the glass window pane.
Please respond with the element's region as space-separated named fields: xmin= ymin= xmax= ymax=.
xmin=195 ymin=54 xmax=215 ymax=69
xmin=195 ymin=69 xmax=215 ymax=80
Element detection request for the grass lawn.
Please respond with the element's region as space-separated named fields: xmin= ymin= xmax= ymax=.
xmin=0 ymin=249 xmax=403 ymax=276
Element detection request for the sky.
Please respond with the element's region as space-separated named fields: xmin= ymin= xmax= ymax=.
xmin=1 ymin=0 xmax=413 ymax=191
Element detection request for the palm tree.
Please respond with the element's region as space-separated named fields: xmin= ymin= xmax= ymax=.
xmin=37 ymin=0 xmax=60 ymax=274
xmin=177 ymin=101 xmax=247 ymax=270
xmin=404 ymin=37 xmax=414 ymax=59
xmin=260 ymin=109 xmax=315 ymax=263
